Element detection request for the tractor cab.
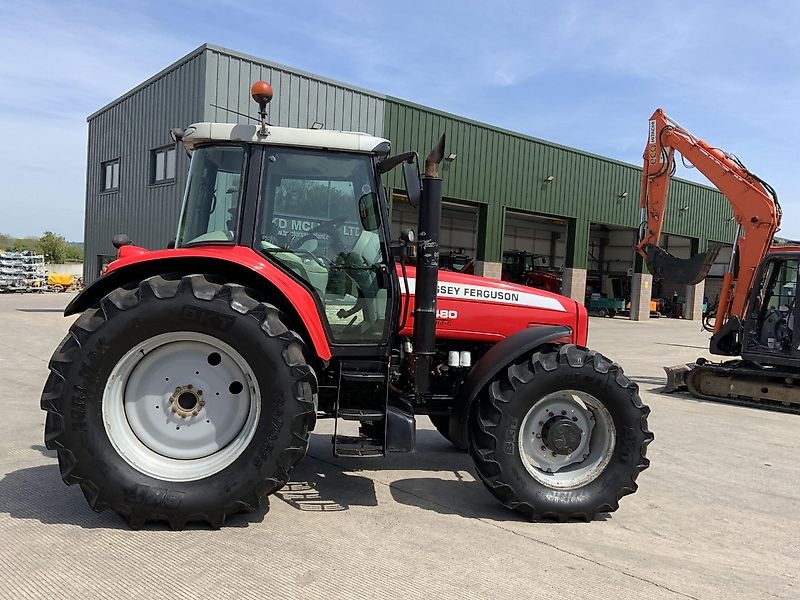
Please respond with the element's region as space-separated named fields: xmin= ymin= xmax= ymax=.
xmin=174 ymin=124 xmax=395 ymax=345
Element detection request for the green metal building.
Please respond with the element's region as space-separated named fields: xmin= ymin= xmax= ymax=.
xmin=85 ymin=44 xmax=735 ymax=318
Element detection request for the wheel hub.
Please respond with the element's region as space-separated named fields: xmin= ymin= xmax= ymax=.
xmin=170 ymin=385 xmax=205 ymax=418
xmin=103 ymin=332 xmax=261 ymax=481
xmin=542 ymin=416 xmax=582 ymax=455
xmin=517 ymin=390 xmax=616 ymax=489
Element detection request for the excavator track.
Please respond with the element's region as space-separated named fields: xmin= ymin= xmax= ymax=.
xmin=684 ymin=362 xmax=800 ymax=415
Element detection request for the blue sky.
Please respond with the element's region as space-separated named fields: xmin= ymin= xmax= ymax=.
xmin=1 ymin=0 xmax=799 ymax=241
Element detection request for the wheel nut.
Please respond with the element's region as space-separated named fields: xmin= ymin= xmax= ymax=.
xmin=552 ymin=451 xmax=557 ymax=457
xmin=175 ymin=387 xmax=181 ymax=393
xmin=187 ymin=384 xmax=193 ymax=389
xmin=561 ymin=410 xmax=567 ymax=415
xmin=197 ymin=390 xmax=203 ymax=396
xmin=199 ymin=400 xmax=205 ymax=407
xmin=540 ymin=445 xmax=546 ymax=451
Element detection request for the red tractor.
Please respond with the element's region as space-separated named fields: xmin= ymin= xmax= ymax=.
xmin=41 ymin=82 xmax=652 ymax=529
xmin=463 ymin=251 xmax=563 ymax=294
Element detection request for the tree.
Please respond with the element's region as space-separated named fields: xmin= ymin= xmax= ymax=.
xmin=65 ymin=245 xmax=84 ymax=262
xmin=0 ymin=233 xmax=13 ymax=251
xmin=10 ymin=237 xmax=42 ymax=254
xmin=39 ymin=231 xmax=68 ymax=264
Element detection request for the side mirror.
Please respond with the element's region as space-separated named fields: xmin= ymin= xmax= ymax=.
xmin=403 ymin=161 xmax=422 ymax=208
xmin=358 ymin=192 xmax=380 ymax=231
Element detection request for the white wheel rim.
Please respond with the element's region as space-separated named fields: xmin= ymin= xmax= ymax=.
xmin=103 ymin=331 xmax=261 ymax=482
xmin=518 ymin=390 xmax=615 ymax=490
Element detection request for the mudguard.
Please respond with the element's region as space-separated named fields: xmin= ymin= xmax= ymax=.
xmin=65 ymin=247 xmax=332 ymax=361
xmin=447 ymin=325 xmax=572 ymax=449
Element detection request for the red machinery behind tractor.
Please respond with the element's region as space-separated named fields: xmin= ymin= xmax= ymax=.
xmin=462 ymin=251 xmax=563 ymax=294
xmin=41 ymin=82 xmax=652 ymax=529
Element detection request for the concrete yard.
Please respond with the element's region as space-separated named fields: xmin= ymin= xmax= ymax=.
xmin=0 ymin=291 xmax=798 ymax=599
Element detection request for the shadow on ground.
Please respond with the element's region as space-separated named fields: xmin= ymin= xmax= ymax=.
xmin=303 ymin=430 xmax=608 ymax=523
xmin=0 ymin=464 xmax=268 ymax=530
xmin=4 ymin=430 xmax=608 ymax=528
xmin=275 ymin=458 xmax=378 ymax=512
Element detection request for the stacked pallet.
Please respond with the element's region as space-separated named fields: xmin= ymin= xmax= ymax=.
xmin=0 ymin=251 xmax=47 ymax=292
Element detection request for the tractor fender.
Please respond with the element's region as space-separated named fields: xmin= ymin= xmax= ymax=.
xmin=64 ymin=252 xmax=332 ymax=361
xmin=447 ymin=325 xmax=572 ymax=449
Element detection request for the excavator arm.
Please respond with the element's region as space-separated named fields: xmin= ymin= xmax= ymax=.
xmin=636 ymin=109 xmax=780 ymax=337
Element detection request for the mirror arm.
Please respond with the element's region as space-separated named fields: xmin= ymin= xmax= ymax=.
xmin=378 ymin=151 xmax=417 ymax=174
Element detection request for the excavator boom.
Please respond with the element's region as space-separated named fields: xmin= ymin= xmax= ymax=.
xmin=637 ymin=109 xmax=780 ymax=335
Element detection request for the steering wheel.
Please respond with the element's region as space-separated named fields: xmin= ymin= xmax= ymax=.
xmin=291 ymin=216 xmax=349 ymax=254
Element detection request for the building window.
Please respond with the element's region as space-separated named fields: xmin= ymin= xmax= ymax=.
xmin=152 ymin=145 xmax=176 ymax=184
xmin=102 ymin=159 xmax=120 ymax=191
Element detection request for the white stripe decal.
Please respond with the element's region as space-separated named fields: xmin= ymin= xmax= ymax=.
xmin=403 ymin=278 xmax=566 ymax=312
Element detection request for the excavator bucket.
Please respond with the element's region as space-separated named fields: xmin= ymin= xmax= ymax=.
xmin=645 ymin=242 xmax=722 ymax=285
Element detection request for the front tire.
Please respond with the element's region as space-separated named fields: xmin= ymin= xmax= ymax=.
xmin=41 ymin=274 xmax=317 ymax=529
xmin=470 ymin=344 xmax=652 ymax=521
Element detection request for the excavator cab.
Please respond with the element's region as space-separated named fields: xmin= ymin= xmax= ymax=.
xmin=742 ymin=253 xmax=800 ymax=364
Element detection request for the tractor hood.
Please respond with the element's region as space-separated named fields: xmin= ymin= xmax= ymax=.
xmin=397 ymin=265 xmax=587 ymax=346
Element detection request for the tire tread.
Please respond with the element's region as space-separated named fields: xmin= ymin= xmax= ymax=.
xmin=471 ymin=344 xmax=653 ymax=521
xmin=40 ymin=274 xmax=317 ymax=529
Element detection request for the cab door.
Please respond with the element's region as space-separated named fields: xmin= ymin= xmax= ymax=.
xmin=254 ymin=146 xmax=394 ymax=351
xmin=743 ymin=255 xmax=800 ymax=363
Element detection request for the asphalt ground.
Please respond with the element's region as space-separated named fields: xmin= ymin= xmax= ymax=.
xmin=0 ymin=291 xmax=798 ymax=599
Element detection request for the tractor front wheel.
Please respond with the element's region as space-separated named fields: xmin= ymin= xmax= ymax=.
xmin=41 ymin=274 xmax=317 ymax=529
xmin=469 ymin=344 xmax=652 ymax=521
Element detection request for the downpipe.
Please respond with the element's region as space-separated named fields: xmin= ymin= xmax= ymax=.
xmin=413 ymin=135 xmax=446 ymax=396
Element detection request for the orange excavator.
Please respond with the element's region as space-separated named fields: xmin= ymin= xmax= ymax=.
xmin=637 ymin=109 xmax=800 ymax=412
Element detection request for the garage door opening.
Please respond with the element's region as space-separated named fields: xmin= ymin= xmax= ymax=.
xmin=587 ymin=224 xmax=638 ymax=318
xmin=501 ymin=210 xmax=567 ymax=293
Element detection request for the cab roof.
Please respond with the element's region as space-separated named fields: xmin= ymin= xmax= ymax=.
xmin=181 ymin=122 xmax=391 ymax=155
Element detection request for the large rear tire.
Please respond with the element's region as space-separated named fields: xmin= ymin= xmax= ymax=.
xmin=470 ymin=344 xmax=652 ymax=521
xmin=40 ymin=274 xmax=317 ymax=529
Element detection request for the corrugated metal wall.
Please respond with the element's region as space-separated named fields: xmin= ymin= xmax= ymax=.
xmin=85 ymin=43 xmax=735 ymax=280
xmin=382 ymin=99 xmax=736 ymax=267
xmin=203 ymin=47 xmax=384 ymax=134
xmin=85 ymin=45 xmax=385 ymax=282
xmin=84 ymin=50 xmax=206 ymax=281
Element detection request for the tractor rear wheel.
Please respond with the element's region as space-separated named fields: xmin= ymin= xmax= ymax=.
xmin=41 ymin=274 xmax=317 ymax=529
xmin=469 ymin=344 xmax=652 ymax=521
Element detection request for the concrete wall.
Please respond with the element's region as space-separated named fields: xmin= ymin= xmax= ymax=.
xmin=46 ymin=263 xmax=83 ymax=276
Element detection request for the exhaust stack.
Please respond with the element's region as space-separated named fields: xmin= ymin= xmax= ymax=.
xmin=413 ymin=134 xmax=446 ymax=396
